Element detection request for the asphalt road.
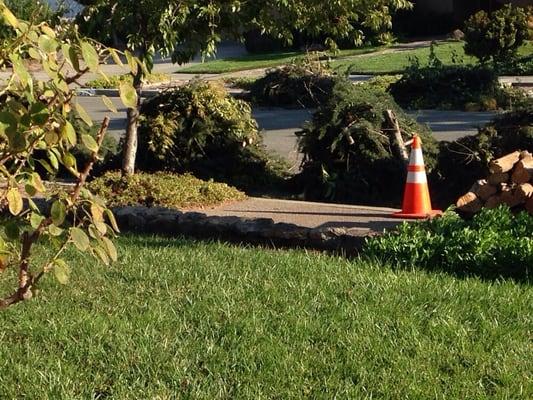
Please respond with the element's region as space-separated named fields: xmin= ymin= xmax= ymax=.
xmin=77 ymin=96 xmax=497 ymax=170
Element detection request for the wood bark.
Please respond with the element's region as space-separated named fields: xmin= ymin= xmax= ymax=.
xmin=500 ymin=188 xmax=523 ymax=208
xmin=469 ymin=179 xmax=497 ymax=201
xmin=488 ymin=172 xmax=509 ymax=185
xmin=121 ymin=68 xmax=143 ymax=176
xmin=511 ymin=155 xmax=533 ymax=184
xmin=383 ymin=110 xmax=408 ymax=165
xmin=485 ymin=195 xmax=503 ymax=209
xmin=489 ymin=151 xmax=520 ymax=174
xmin=456 ymin=192 xmax=482 ymax=213
xmin=517 ymin=183 xmax=533 ymax=201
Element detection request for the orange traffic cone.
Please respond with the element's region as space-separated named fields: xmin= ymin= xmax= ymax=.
xmin=393 ymin=135 xmax=442 ymax=219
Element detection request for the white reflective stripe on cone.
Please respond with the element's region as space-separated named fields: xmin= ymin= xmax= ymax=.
xmin=406 ymin=171 xmax=427 ymax=184
xmin=409 ymin=148 xmax=424 ymax=166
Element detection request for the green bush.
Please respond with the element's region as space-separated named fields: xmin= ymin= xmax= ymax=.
xmin=364 ymin=207 xmax=532 ymax=282
xmin=464 ymin=5 xmax=530 ymax=63
xmin=389 ymin=45 xmax=518 ymax=111
xmin=136 ymin=80 xmax=289 ymax=193
xmin=431 ymin=104 xmax=533 ymax=206
xmin=85 ymin=73 xmax=170 ymax=89
xmin=88 ymin=171 xmax=246 ymax=209
xmin=249 ymin=55 xmax=335 ymax=107
xmin=295 ymin=78 xmax=439 ymax=206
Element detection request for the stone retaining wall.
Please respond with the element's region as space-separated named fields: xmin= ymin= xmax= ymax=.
xmin=113 ymin=206 xmax=380 ymax=254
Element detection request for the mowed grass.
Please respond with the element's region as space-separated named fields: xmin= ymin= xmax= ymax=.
xmin=333 ymin=40 xmax=533 ymax=75
xmin=0 ymin=235 xmax=531 ymax=398
xmin=178 ymin=46 xmax=383 ymax=74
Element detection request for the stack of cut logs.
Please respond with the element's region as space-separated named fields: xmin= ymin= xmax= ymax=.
xmin=456 ymin=150 xmax=533 ymax=215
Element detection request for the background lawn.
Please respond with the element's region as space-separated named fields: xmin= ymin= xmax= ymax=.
xmin=333 ymin=40 xmax=533 ymax=75
xmin=0 ymin=236 xmax=531 ymax=398
xmin=178 ymin=46 xmax=383 ymax=74
xmin=178 ymin=40 xmax=533 ymax=76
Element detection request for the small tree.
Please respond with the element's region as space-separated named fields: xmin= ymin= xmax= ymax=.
xmin=77 ymin=0 xmax=414 ymax=175
xmin=0 ymin=1 xmax=136 ymax=309
xmin=464 ymin=5 xmax=530 ymax=64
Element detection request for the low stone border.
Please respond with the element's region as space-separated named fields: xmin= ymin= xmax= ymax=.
xmin=113 ymin=206 xmax=382 ymax=254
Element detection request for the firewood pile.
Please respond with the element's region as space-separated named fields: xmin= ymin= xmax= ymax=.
xmin=456 ymin=151 xmax=533 ymax=215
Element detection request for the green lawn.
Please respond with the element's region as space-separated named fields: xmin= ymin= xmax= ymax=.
xmin=0 ymin=235 xmax=531 ymax=398
xmin=333 ymin=40 xmax=533 ymax=75
xmin=178 ymin=46 xmax=383 ymax=74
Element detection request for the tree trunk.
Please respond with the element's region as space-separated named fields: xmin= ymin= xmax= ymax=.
xmin=383 ymin=110 xmax=408 ymax=165
xmin=121 ymin=69 xmax=143 ymax=176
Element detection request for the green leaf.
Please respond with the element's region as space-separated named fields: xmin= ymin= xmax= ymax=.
xmin=1 ymin=5 xmax=18 ymax=28
xmin=48 ymin=225 xmax=63 ymax=237
xmin=28 ymin=48 xmax=41 ymax=60
xmin=62 ymin=152 xmax=77 ymax=169
xmin=31 ymin=173 xmax=46 ymax=193
xmin=0 ymin=112 xmax=17 ymax=137
xmin=25 ymin=183 xmax=36 ymax=197
xmin=37 ymin=159 xmax=54 ymax=175
xmin=81 ymin=134 xmax=99 ymax=153
xmin=119 ymin=82 xmax=138 ymax=109
xmin=53 ymin=259 xmax=70 ymax=284
xmin=105 ymin=209 xmax=120 ymax=233
xmin=93 ymin=245 xmax=110 ymax=265
xmin=51 ymin=200 xmax=66 ymax=226
xmin=62 ymin=121 xmax=77 ymax=146
xmin=75 ymin=102 xmax=93 ymax=127
xmin=124 ymin=50 xmax=138 ymax=75
xmin=80 ymin=41 xmax=99 ymax=72
xmin=71 ymin=227 xmax=90 ymax=251
xmin=65 ymin=44 xmax=80 ymax=72
xmin=30 ymin=213 xmax=44 ymax=229
xmin=41 ymin=25 xmax=56 ymax=38
xmin=38 ymin=34 xmax=57 ymax=54
xmin=47 ymin=150 xmax=59 ymax=170
xmin=4 ymin=221 xmax=20 ymax=240
xmin=7 ymin=188 xmax=23 ymax=215
xmin=109 ymin=48 xmax=124 ymax=67
xmin=11 ymin=56 xmax=32 ymax=88
xmin=94 ymin=221 xmax=107 ymax=235
xmin=102 ymin=95 xmax=118 ymax=113
xmin=102 ymin=237 xmax=118 ymax=262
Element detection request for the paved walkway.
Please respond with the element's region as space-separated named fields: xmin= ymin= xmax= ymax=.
xmin=191 ymin=197 xmax=404 ymax=233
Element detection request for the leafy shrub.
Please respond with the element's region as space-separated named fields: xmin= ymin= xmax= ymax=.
xmin=389 ymin=45 xmax=517 ymax=111
xmin=364 ymin=75 xmax=401 ymax=93
xmin=136 ymin=80 xmax=288 ymax=192
xmin=89 ymin=171 xmax=246 ymax=209
xmin=249 ymin=55 xmax=335 ymax=107
xmin=464 ymin=5 xmax=530 ymax=63
xmin=432 ymin=104 xmax=533 ymax=206
xmin=364 ymin=207 xmax=532 ymax=282
xmin=295 ymin=78 xmax=438 ymax=206
xmin=223 ymin=76 xmax=257 ymax=91
xmin=85 ymin=73 xmax=169 ymax=89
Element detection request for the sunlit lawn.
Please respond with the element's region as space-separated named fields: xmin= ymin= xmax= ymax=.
xmin=0 ymin=235 xmax=531 ymax=398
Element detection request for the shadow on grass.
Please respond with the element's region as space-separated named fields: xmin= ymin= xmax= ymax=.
xmin=119 ymin=232 xmax=530 ymax=285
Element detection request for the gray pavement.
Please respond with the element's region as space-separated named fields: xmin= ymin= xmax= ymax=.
xmin=192 ymin=197 xmax=404 ymax=232
xmin=406 ymin=110 xmax=496 ymax=142
xmin=77 ymin=95 xmax=498 ymax=166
